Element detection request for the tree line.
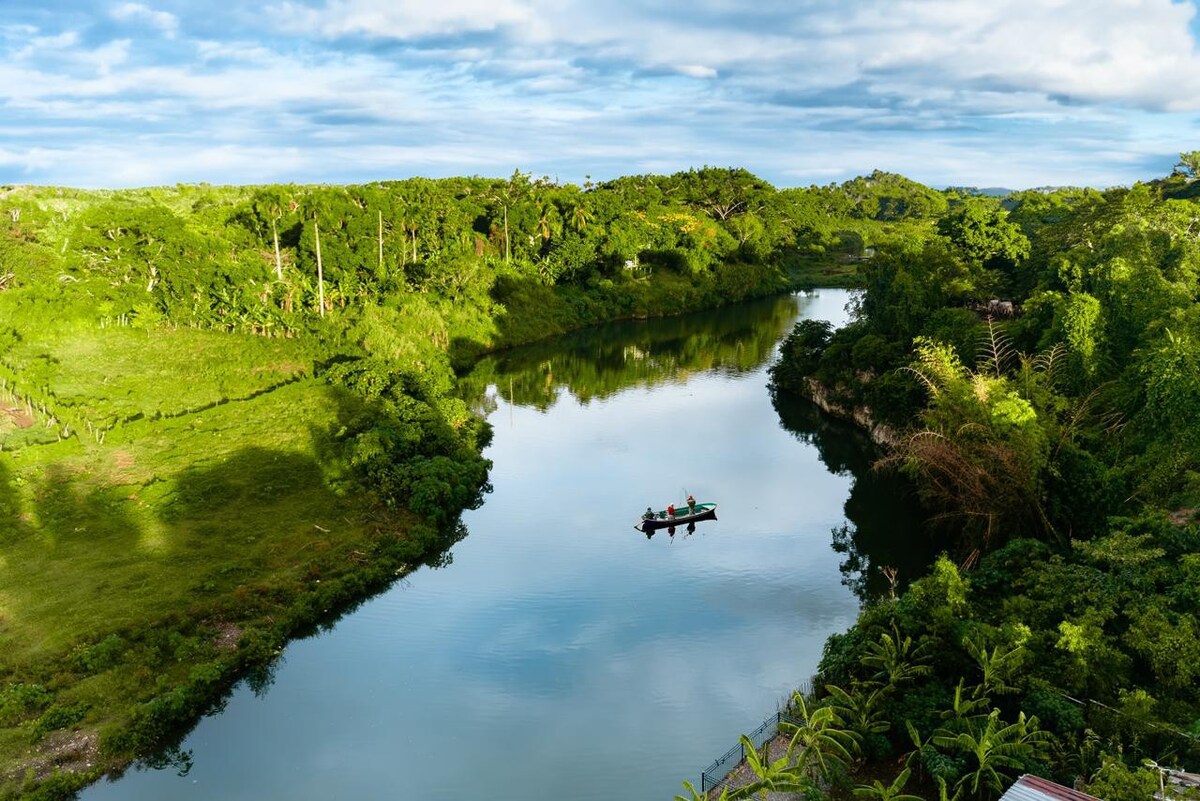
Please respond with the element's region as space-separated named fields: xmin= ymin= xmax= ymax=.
xmin=768 ymin=152 xmax=1200 ymax=799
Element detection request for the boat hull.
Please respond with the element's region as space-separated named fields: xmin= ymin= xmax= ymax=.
xmin=635 ymin=504 xmax=717 ymax=531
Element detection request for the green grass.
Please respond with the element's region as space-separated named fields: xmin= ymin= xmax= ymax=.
xmin=0 ymin=324 xmax=320 ymax=441
xmin=789 ymin=258 xmax=865 ymax=288
xmin=0 ymin=379 xmax=356 ymax=659
xmin=0 ymin=378 xmax=416 ymax=790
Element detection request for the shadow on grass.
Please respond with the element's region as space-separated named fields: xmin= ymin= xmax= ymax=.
xmin=0 ymin=461 xmax=27 ymax=545
xmin=34 ymin=465 xmax=143 ymax=550
xmin=0 ymin=410 xmax=479 ymax=796
xmin=160 ymin=447 xmax=327 ymax=522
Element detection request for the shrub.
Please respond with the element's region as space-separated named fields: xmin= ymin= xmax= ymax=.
xmin=32 ymin=703 xmax=90 ymax=739
xmin=0 ymin=683 xmax=53 ymax=726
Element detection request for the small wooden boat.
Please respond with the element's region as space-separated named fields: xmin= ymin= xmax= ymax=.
xmin=635 ymin=502 xmax=717 ymax=532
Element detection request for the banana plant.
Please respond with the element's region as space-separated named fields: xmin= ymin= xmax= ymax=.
xmin=675 ymin=734 xmax=810 ymax=801
xmin=784 ymin=691 xmax=861 ymax=784
xmin=933 ymin=709 xmax=1054 ymax=801
xmin=859 ymin=623 xmax=932 ymax=689
xmin=853 ymin=767 xmax=925 ymax=801
xmin=825 ymin=683 xmax=892 ymax=739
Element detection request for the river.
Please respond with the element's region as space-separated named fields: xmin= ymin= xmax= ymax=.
xmin=81 ymin=288 xmax=929 ymax=801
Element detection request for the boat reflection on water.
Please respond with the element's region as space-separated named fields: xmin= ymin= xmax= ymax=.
xmin=635 ymin=502 xmax=717 ymax=534
xmin=642 ymin=520 xmax=699 ymax=540
xmin=638 ymin=503 xmax=710 ymax=541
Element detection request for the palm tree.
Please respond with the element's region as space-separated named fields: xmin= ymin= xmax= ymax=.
xmin=535 ymin=199 xmax=560 ymax=242
xmin=486 ymin=170 xmax=530 ymax=264
xmin=570 ymin=204 xmax=590 ymax=232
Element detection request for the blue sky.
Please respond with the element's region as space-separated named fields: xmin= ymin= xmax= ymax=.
xmin=2 ymin=0 xmax=1198 ymax=189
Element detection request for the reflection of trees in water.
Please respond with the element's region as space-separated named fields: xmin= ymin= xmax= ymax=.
xmin=771 ymin=389 xmax=939 ymax=603
xmin=460 ymin=294 xmax=803 ymax=411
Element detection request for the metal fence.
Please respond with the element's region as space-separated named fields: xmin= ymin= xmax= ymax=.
xmin=698 ymin=710 xmax=806 ymax=794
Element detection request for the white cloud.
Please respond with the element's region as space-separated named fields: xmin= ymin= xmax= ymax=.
xmin=110 ymin=2 xmax=180 ymax=38
xmin=83 ymin=39 xmax=132 ymax=75
xmin=12 ymin=30 xmax=80 ymax=61
xmin=675 ymin=65 xmax=717 ymax=79
xmin=194 ymin=40 xmax=277 ymax=64
xmin=2 ymin=34 xmax=130 ymax=79
xmin=269 ymin=0 xmax=532 ymax=39
xmin=853 ymin=0 xmax=1200 ymax=111
xmin=2 ymin=0 xmax=1199 ymax=188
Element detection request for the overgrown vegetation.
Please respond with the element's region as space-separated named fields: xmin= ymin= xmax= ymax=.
xmin=767 ymin=152 xmax=1200 ymax=800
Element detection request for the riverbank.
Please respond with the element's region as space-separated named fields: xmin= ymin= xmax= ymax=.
xmin=759 ymin=169 xmax=1200 ymax=798
xmin=0 ymin=369 xmax=474 ymax=798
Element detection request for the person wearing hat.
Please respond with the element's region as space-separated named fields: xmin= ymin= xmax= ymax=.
xmin=667 ymin=503 xmax=675 ymax=519
xmin=686 ymin=495 xmax=696 ymax=515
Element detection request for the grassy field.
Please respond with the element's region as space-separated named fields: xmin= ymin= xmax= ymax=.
xmin=0 ymin=323 xmax=430 ymax=798
xmin=0 ymin=323 xmax=320 ymax=439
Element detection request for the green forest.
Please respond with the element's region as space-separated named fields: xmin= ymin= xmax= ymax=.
xmin=1 ymin=158 xmax=1197 ymax=800
xmin=760 ymin=155 xmax=1200 ymax=801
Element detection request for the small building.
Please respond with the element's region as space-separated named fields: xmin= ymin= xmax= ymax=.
xmin=999 ymin=775 xmax=1101 ymax=801
xmin=1154 ymin=768 xmax=1200 ymax=801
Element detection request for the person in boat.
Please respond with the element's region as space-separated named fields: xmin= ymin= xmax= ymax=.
xmin=686 ymin=495 xmax=696 ymax=515
xmin=643 ymin=507 xmax=655 ymax=521
xmin=667 ymin=503 xmax=675 ymax=519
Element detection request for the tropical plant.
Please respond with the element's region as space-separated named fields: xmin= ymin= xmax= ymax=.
xmin=825 ymin=683 xmax=892 ymax=739
xmin=853 ymin=766 xmax=924 ymax=801
xmin=932 ymin=710 xmax=1055 ymax=801
xmin=940 ymin=680 xmax=991 ymax=726
xmin=784 ymin=691 xmax=861 ymax=784
xmin=859 ymin=624 xmax=933 ymax=689
xmin=674 ymin=734 xmax=812 ymax=801
xmin=964 ymin=638 xmax=1024 ymax=698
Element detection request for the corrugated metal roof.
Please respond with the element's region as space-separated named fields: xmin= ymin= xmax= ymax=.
xmin=999 ymin=774 xmax=1102 ymax=801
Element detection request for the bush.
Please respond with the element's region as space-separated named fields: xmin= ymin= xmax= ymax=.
xmin=0 ymin=683 xmax=53 ymax=726
xmin=770 ymin=319 xmax=833 ymax=390
xmin=77 ymin=634 xmax=125 ymax=674
xmin=1022 ymin=679 xmax=1085 ymax=734
xmin=32 ymin=703 xmax=90 ymax=738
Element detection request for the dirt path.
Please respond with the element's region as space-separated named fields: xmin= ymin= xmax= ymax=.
xmin=2 ymin=403 xmax=35 ymax=429
xmin=701 ymin=733 xmax=808 ymax=800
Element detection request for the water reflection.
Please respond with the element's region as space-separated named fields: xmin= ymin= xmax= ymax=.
xmin=770 ymin=388 xmax=938 ymax=601
xmin=460 ymin=294 xmax=804 ymax=411
xmin=641 ymin=519 xmax=700 ymax=541
xmin=80 ymin=289 xmax=939 ymax=801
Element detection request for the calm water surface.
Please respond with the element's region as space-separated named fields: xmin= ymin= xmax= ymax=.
xmin=83 ymin=289 xmax=928 ymax=801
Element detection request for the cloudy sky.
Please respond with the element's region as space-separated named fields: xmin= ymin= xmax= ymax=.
xmin=2 ymin=0 xmax=1199 ymax=189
